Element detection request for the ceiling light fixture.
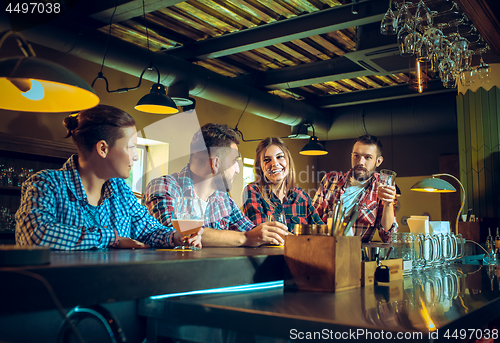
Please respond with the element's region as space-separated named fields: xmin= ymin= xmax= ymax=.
xmin=0 ymin=31 xmax=99 ymax=113
xmin=234 ymin=120 xmax=327 ymax=156
xmin=233 ymin=95 xmax=327 ymax=155
xmin=288 ymin=123 xmax=311 ymax=139
xmin=299 ymin=124 xmax=328 ymax=156
xmin=90 ymin=1 xmax=178 ymax=115
xmin=91 ymin=66 xmax=178 ymax=114
xmin=410 ymin=173 xmax=465 ymax=234
xmin=409 ymin=58 xmax=428 ymax=93
xmin=167 ymin=82 xmax=195 ymax=111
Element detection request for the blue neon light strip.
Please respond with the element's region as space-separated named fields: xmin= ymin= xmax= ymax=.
xmin=150 ymin=280 xmax=284 ymax=300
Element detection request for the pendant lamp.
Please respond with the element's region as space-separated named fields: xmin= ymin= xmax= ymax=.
xmin=135 ymin=83 xmax=179 ymax=114
xmin=92 ymin=66 xmax=179 ymax=115
xmin=299 ymin=124 xmax=328 ymax=156
xmin=90 ymin=1 xmax=178 ymax=115
xmin=411 ymin=173 xmax=465 ymax=234
xmin=0 ymin=31 xmax=99 ymax=113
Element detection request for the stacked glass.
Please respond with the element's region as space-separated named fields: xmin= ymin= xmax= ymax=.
xmin=380 ymin=0 xmax=491 ymax=88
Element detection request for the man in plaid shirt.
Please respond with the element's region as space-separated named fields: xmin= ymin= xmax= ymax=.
xmin=312 ymin=134 xmax=397 ymax=242
xmin=146 ymin=123 xmax=288 ymax=246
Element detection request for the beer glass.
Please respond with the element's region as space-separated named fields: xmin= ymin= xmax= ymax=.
xmin=414 ymin=233 xmax=427 ymax=270
xmin=391 ymin=232 xmax=415 ymax=274
xmin=429 ymin=234 xmax=442 ymax=266
xmin=418 ymin=233 xmax=437 ymax=268
xmin=172 ymin=197 xmax=205 ymax=250
xmin=454 ymin=233 xmax=465 ymax=262
xmin=442 ymin=232 xmax=455 ymax=264
xmin=434 ymin=232 xmax=448 ymax=266
xmin=267 ymin=213 xmax=289 ymax=243
xmin=379 ymin=169 xmax=397 ymax=186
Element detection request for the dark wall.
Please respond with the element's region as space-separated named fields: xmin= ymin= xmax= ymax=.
xmin=318 ymin=131 xmax=459 ymax=178
xmin=325 ymin=92 xmax=458 ymax=140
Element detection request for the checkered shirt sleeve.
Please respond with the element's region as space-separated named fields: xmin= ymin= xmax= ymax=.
xmin=15 ymin=157 xmax=175 ymax=250
xmin=145 ymin=175 xmax=179 ymax=227
xmin=145 ymin=170 xmax=255 ymax=232
xmin=312 ymin=171 xmax=397 ymax=243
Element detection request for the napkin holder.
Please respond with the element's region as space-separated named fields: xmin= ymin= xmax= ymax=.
xmin=407 ymin=215 xmax=430 ymax=234
xmin=284 ymin=235 xmax=361 ymax=292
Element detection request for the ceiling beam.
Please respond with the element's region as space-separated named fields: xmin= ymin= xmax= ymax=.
xmin=317 ymin=79 xmax=456 ymax=108
xmin=237 ymin=57 xmax=370 ymax=89
xmin=454 ymin=0 xmax=500 ymax=57
xmin=90 ymin=0 xmax=185 ymax=24
xmin=166 ymin=0 xmax=389 ymax=61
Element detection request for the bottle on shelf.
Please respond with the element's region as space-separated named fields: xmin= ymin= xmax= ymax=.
xmin=487 ymin=227 xmax=493 ymax=252
xmin=496 ymin=228 xmax=500 ymax=261
xmin=485 ymin=228 xmax=495 ymax=265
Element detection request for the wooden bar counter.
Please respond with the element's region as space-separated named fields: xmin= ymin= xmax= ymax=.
xmin=0 ymin=247 xmax=285 ymax=317
xmin=140 ymin=264 xmax=500 ymax=343
xmin=3 ymin=246 xmax=500 ymax=343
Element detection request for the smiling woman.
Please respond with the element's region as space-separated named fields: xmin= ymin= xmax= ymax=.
xmin=242 ymin=137 xmax=323 ymax=233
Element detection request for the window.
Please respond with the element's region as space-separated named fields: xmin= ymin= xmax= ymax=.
xmin=243 ymin=158 xmax=255 ymax=187
xmin=124 ymin=137 xmax=169 ymax=204
xmin=125 ymin=144 xmax=146 ymax=195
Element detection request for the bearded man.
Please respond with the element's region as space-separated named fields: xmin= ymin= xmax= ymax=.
xmin=145 ymin=123 xmax=288 ymax=246
xmin=312 ymin=134 xmax=397 ymax=242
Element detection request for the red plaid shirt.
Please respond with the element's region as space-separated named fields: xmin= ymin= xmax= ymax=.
xmin=312 ymin=170 xmax=397 ymax=242
xmin=243 ymin=183 xmax=324 ymax=232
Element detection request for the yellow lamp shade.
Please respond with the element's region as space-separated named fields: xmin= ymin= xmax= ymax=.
xmin=299 ymin=136 xmax=328 ymax=156
xmin=410 ymin=177 xmax=456 ymax=193
xmin=0 ymin=56 xmax=99 ymax=113
xmin=135 ymin=83 xmax=179 ymax=114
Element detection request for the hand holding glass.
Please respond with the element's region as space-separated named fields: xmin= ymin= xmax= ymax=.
xmin=379 ymin=169 xmax=397 ymax=186
xmin=267 ymin=213 xmax=287 ymax=244
xmin=172 ymin=197 xmax=204 ymax=250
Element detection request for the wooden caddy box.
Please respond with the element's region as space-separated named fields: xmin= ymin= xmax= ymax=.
xmin=284 ymin=235 xmax=361 ymax=292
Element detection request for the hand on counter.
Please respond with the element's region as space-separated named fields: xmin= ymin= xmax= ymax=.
xmin=244 ymin=222 xmax=289 ymax=247
xmin=114 ymin=237 xmax=151 ymax=249
xmin=377 ymin=184 xmax=396 ymax=204
xmin=173 ymin=228 xmax=204 ymax=249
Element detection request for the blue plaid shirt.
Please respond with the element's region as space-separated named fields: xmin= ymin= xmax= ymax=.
xmin=145 ymin=164 xmax=255 ymax=232
xmin=15 ymin=155 xmax=175 ymax=250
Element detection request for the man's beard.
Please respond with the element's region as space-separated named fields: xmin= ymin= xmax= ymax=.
xmin=353 ymin=166 xmax=374 ymax=182
xmin=212 ymin=169 xmax=233 ymax=192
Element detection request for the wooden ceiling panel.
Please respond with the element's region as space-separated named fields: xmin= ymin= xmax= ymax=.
xmin=175 ymin=1 xmax=241 ymax=32
xmin=87 ymin=0 xmax=499 ymax=108
xmin=157 ymin=7 xmax=222 ymax=38
xmin=194 ymin=0 xmax=256 ymax=28
xmin=226 ymin=0 xmax=277 ymax=22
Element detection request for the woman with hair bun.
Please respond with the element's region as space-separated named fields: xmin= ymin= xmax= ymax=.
xmin=242 ymin=137 xmax=323 ymax=233
xmin=15 ymin=104 xmax=202 ymax=250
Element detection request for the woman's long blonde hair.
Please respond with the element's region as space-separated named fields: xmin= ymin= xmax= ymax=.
xmin=253 ymin=137 xmax=296 ymax=203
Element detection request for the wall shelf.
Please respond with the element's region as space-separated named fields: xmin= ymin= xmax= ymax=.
xmin=0 ymin=132 xmax=77 ymax=234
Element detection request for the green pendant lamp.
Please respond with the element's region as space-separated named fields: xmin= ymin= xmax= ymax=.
xmin=411 ymin=173 xmax=465 ymax=234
